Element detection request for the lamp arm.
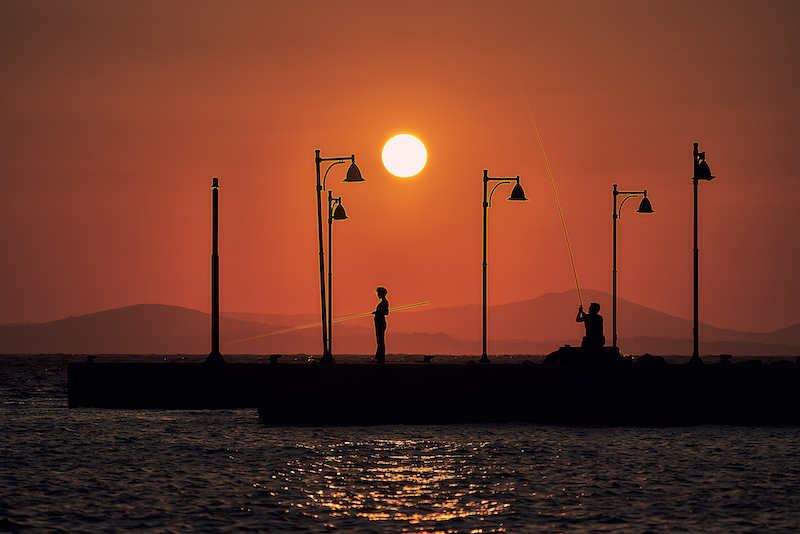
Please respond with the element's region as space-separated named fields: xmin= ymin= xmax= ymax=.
xmin=328 ymin=196 xmax=342 ymax=219
xmin=617 ymin=194 xmax=638 ymax=216
xmin=484 ymin=176 xmax=519 ymax=208
xmin=318 ymin=154 xmax=355 ymax=164
xmin=487 ymin=179 xmax=511 ymax=208
xmin=321 ymin=160 xmax=348 ymax=191
xmin=616 ymin=189 xmax=647 ymax=218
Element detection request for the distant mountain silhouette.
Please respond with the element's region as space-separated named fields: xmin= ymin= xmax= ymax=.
xmin=1 ymin=293 xmax=798 ymax=356
xmin=0 ymin=304 xmax=276 ymax=355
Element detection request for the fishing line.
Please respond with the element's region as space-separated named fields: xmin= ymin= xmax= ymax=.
xmin=221 ymin=301 xmax=431 ymax=347
xmin=510 ymin=63 xmax=583 ymax=307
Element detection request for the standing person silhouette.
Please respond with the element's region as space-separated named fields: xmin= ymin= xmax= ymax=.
xmin=372 ymin=287 xmax=389 ymax=363
xmin=576 ymin=302 xmax=605 ymax=350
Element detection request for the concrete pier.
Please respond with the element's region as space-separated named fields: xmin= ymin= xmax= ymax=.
xmin=69 ymin=361 xmax=800 ymax=425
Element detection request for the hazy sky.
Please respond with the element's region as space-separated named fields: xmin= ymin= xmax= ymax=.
xmin=1 ymin=0 xmax=798 ymax=333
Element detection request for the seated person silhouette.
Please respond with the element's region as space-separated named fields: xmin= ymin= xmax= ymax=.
xmin=576 ymin=302 xmax=605 ymax=350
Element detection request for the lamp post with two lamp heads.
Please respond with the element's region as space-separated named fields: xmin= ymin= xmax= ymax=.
xmin=481 ymin=169 xmax=528 ymax=364
xmin=691 ymin=142 xmax=715 ymax=364
xmin=315 ymin=150 xmax=363 ymax=364
xmin=612 ymin=184 xmax=655 ymax=350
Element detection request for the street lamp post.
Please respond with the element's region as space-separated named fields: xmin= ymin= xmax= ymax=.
xmin=481 ymin=169 xmax=527 ymax=364
xmin=327 ymin=190 xmax=349 ymax=360
xmin=315 ymin=150 xmax=363 ymax=364
xmin=691 ymin=142 xmax=715 ymax=364
xmin=612 ymin=184 xmax=654 ymax=350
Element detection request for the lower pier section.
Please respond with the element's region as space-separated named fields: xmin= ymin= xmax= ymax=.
xmin=258 ymin=363 xmax=800 ymax=426
xmin=68 ymin=361 xmax=800 ymax=425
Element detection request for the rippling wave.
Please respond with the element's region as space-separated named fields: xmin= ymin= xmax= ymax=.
xmin=1 ymin=355 xmax=799 ymax=533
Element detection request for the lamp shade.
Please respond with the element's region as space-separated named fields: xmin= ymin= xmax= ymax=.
xmin=344 ymin=162 xmax=364 ymax=182
xmin=636 ymin=197 xmax=654 ymax=214
xmin=332 ymin=203 xmax=348 ymax=220
xmin=694 ymin=159 xmax=715 ymax=181
xmin=508 ymin=182 xmax=527 ymax=201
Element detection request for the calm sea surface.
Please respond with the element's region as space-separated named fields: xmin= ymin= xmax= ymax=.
xmin=1 ymin=354 xmax=799 ymax=533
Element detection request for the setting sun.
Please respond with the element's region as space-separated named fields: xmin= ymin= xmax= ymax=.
xmin=381 ymin=134 xmax=427 ymax=178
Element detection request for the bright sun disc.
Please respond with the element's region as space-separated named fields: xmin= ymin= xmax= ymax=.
xmin=381 ymin=134 xmax=427 ymax=178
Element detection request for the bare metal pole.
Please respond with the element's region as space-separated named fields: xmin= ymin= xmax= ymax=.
xmin=206 ymin=177 xmax=224 ymax=363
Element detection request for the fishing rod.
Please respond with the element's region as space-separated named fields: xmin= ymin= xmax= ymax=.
xmin=221 ymin=301 xmax=431 ymax=347
xmin=510 ymin=63 xmax=583 ymax=308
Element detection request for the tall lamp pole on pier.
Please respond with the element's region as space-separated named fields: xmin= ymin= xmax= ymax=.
xmin=612 ymin=184 xmax=654 ymax=350
xmin=327 ymin=190 xmax=350 ymax=360
xmin=315 ymin=150 xmax=364 ymax=364
xmin=481 ymin=169 xmax=527 ymax=364
xmin=691 ymin=142 xmax=715 ymax=364
xmin=206 ymin=177 xmax=225 ymax=364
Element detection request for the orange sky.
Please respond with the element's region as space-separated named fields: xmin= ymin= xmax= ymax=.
xmin=1 ymin=0 xmax=798 ymax=333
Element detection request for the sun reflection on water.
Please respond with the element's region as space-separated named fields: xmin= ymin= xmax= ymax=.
xmin=280 ymin=438 xmax=511 ymax=529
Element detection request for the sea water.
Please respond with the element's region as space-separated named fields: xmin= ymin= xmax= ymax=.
xmin=1 ymin=355 xmax=799 ymax=533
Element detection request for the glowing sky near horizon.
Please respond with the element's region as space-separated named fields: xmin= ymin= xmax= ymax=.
xmin=0 ymin=0 xmax=798 ymax=334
